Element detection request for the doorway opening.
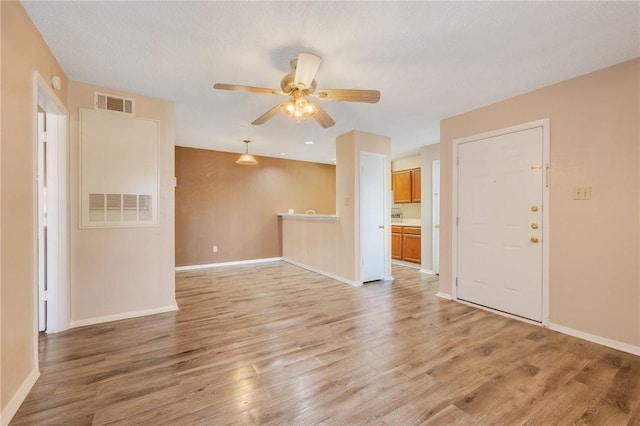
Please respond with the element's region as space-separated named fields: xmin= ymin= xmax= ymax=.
xmin=34 ymin=72 xmax=69 ymax=344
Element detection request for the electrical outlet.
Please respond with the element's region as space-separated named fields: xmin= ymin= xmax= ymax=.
xmin=213 ymin=245 xmax=218 ymax=253
xmin=573 ymin=186 xmax=591 ymax=200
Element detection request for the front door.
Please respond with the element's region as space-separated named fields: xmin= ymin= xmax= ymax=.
xmin=457 ymin=126 xmax=544 ymax=321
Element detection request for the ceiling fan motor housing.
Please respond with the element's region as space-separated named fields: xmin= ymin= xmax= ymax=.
xmin=281 ymin=72 xmax=316 ymax=94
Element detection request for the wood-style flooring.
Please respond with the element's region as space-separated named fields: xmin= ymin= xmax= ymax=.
xmin=11 ymin=262 xmax=640 ymax=425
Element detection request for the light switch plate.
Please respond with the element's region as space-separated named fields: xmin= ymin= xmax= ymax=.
xmin=573 ymin=186 xmax=591 ymax=200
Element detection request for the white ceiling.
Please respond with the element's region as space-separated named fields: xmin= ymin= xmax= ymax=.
xmin=22 ymin=1 xmax=640 ymax=164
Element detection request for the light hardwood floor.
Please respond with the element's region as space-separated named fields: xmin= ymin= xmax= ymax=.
xmin=12 ymin=262 xmax=640 ymax=425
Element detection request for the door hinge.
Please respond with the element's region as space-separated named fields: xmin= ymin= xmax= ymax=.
xmin=455 ymin=277 xmax=458 ymax=287
xmin=456 ymin=156 xmax=459 ymax=166
xmin=456 ymin=217 xmax=459 ymax=226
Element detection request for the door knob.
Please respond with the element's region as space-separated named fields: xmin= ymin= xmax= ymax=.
xmin=530 ymin=236 xmax=539 ymax=243
xmin=378 ymin=225 xmax=384 ymax=229
xmin=435 ymin=224 xmax=440 ymax=228
xmin=531 ymin=223 xmax=539 ymax=229
xmin=531 ymin=205 xmax=539 ymax=212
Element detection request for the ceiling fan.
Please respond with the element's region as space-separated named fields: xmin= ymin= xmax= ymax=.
xmin=213 ymin=53 xmax=380 ymax=128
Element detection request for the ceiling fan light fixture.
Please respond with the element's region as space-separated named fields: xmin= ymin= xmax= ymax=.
xmin=280 ymin=96 xmax=316 ymax=122
xmin=236 ymin=140 xmax=258 ymax=165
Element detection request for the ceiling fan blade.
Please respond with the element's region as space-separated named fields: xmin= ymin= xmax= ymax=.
xmin=314 ymin=89 xmax=380 ymax=103
xmin=294 ymin=53 xmax=322 ymax=90
xmin=251 ymin=104 xmax=282 ymax=125
xmin=214 ymin=83 xmax=283 ymax=96
xmin=309 ymin=101 xmax=335 ymax=128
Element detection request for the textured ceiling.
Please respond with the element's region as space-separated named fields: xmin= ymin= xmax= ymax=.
xmin=22 ymin=1 xmax=640 ymax=164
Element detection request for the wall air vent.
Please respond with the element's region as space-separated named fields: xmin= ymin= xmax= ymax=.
xmin=94 ymin=92 xmax=134 ymax=115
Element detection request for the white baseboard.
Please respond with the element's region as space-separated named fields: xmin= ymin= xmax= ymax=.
xmin=391 ymin=260 xmax=421 ymax=270
xmin=1 ymin=368 xmax=39 ymax=426
xmin=549 ymin=322 xmax=640 ymax=356
xmin=283 ymin=258 xmax=362 ymax=287
xmin=175 ymin=257 xmax=283 ymax=271
xmin=69 ymin=302 xmax=178 ymax=329
xmin=435 ymin=292 xmax=452 ymax=300
xmin=419 ymin=268 xmax=434 ymax=274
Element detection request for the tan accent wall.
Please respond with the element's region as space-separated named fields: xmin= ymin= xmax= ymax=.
xmin=175 ymin=147 xmax=336 ymax=266
xmin=1 ymin=0 xmax=69 ymax=413
xmin=282 ymin=130 xmax=391 ymax=283
xmin=440 ymin=58 xmax=640 ymax=347
xmin=68 ymin=81 xmax=176 ymax=323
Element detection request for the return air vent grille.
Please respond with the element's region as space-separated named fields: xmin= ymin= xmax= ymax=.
xmin=94 ymin=92 xmax=134 ymax=115
xmin=89 ymin=193 xmax=152 ymax=222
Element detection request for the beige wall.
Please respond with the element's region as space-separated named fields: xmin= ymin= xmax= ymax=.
xmin=440 ymin=58 xmax=640 ymax=348
xmin=67 ymin=82 xmax=176 ymax=324
xmin=282 ymin=130 xmax=391 ymax=284
xmin=1 ymin=0 xmax=69 ymax=417
xmin=420 ymin=144 xmax=440 ymax=272
xmin=175 ymin=147 xmax=336 ymax=266
xmin=391 ymin=154 xmax=421 ymax=171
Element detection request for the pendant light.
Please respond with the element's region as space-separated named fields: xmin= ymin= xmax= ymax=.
xmin=236 ymin=140 xmax=258 ymax=165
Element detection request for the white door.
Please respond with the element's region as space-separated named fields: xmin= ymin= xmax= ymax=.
xmin=432 ymin=160 xmax=440 ymax=274
xmin=457 ymin=126 xmax=543 ymax=321
xmin=360 ymin=152 xmax=386 ymax=282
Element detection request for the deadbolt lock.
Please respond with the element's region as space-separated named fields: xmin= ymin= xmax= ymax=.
xmin=531 ymin=205 xmax=539 ymax=212
xmin=531 ymin=223 xmax=539 ymax=229
xmin=530 ymin=236 xmax=539 ymax=243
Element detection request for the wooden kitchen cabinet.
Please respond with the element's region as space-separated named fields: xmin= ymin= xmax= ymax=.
xmin=392 ymin=168 xmax=420 ymax=204
xmin=411 ymin=169 xmax=421 ymax=202
xmin=392 ymin=170 xmax=412 ymax=203
xmin=391 ymin=226 xmax=402 ymax=260
xmin=391 ymin=225 xmax=421 ymax=264
xmin=402 ymin=226 xmax=421 ymax=263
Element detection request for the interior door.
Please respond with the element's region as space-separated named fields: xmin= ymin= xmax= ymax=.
xmin=360 ymin=152 xmax=386 ymax=282
xmin=432 ymin=160 xmax=440 ymax=274
xmin=457 ymin=126 xmax=543 ymax=321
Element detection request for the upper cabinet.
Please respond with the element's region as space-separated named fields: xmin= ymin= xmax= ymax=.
xmin=392 ymin=168 xmax=421 ymax=204
xmin=411 ymin=169 xmax=421 ymax=202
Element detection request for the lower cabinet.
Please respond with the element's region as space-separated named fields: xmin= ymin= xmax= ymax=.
xmin=391 ymin=225 xmax=421 ymax=264
xmin=391 ymin=226 xmax=402 ymax=260
xmin=402 ymin=227 xmax=421 ymax=263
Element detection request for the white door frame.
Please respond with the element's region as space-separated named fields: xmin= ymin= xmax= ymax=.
xmin=359 ymin=151 xmax=390 ymax=283
xmin=451 ymin=119 xmax=550 ymax=326
xmin=33 ymin=72 xmax=69 ymax=340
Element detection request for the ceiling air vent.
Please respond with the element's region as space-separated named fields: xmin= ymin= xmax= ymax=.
xmin=94 ymin=92 xmax=134 ymax=115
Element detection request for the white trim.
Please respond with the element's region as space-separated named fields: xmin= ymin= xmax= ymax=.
xmin=1 ymin=368 xmax=40 ymax=426
xmin=283 ymin=258 xmax=362 ymax=287
xmin=436 ymin=292 xmax=452 ymax=301
xmin=175 ymin=257 xmax=283 ymax=271
xmin=549 ymin=323 xmax=640 ymax=356
xmin=451 ymin=118 xmax=550 ymax=325
xmin=392 ymin=260 xmax=421 ymax=270
xmin=419 ymin=268 xmax=434 ymax=274
xmin=69 ymin=303 xmax=178 ymax=329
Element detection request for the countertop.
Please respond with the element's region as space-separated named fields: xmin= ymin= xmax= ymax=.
xmin=391 ymin=220 xmax=421 ymax=227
